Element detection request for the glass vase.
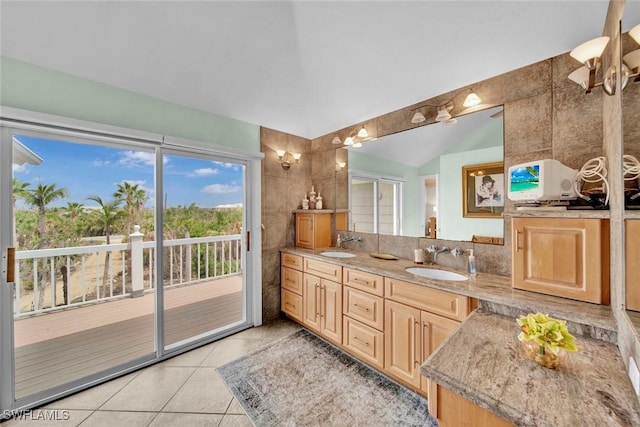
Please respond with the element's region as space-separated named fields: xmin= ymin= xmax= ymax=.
xmin=520 ymin=339 xmax=565 ymax=369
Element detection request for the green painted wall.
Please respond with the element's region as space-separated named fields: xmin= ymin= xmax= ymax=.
xmin=0 ymin=57 xmax=260 ymax=150
xmin=349 ymin=151 xmax=421 ymax=236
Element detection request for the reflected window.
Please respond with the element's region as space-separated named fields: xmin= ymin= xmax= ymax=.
xmin=349 ymin=174 xmax=402 ymax=235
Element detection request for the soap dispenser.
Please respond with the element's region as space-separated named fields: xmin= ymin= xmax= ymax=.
xmin=468 ymin=250 xmax=477 ymax=275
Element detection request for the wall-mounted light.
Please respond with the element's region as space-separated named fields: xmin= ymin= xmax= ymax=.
xmin=621 ymin=24 xmax=640 ymax=91
xmin=337 ymin=161 xmax=346 ymax=171
xmin=462 ymin=89 xmax=481 ymax=107
xmin=331 ymin=136 xmax=342 ymax=145
xmin=411 ymin=111 xmax=426 ymax=123
xmin=357 ymin=126 xmax=369 ymax=138
xmin=276 ymin=149 xmax=301 ymax=170
xmin=435 ymin=103 xmax=456 ymax=124
xmin=568 ymin=36 xmax=611 ymax=94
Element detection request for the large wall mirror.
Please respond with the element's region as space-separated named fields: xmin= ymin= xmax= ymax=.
xmin=341 ymin=105 xmax=504 ymax=242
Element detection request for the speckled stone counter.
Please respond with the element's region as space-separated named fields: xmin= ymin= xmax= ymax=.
xmin=420 ymin=311 xmax=640 ymax=427
xmin=280 ymin=247 xmax=617 ymax=342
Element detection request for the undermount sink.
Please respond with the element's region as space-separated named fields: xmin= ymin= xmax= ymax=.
xmin=405 ymin=267 xmax=468 ymax=281
xmin=320 ymin=251 xmax=356 ymax=258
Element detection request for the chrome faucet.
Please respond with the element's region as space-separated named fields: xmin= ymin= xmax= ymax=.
xmin=433 ymin=246 xmax=449 ymax=262
xmin=338 ymin=234 xmax=362 ymax=248
xmin=451 ymin=247 xmax=464 ymax=258
xmin=426 ymin=244 xmax=438 ymax=254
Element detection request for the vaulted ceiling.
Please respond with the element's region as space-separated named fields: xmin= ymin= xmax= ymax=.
xmin=1 ymin=1 xmax=638 ymax=139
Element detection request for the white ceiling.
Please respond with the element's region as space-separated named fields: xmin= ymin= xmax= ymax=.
xmin=1 ymin=1 xmax=638 ymax=140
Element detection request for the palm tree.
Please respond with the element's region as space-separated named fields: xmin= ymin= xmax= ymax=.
xmin=23 ymin=182 xmax=68 ymax=246
xmin=12 ymin=178 xmax=30 ymax=247
xmin=87 ymin=196 xmax=125 ymax=294
xmin=62 ymin=202 xmax=85 ymax=238
xmin=114 ymin=182 xmax=148 ymax=234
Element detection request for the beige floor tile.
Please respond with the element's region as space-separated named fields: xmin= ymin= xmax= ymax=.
xmin=230 ymin=319 xmax=300 ymax=342
xmin=78 ymin=411 xmax=157 ymax=427
xmin=100 ymin=366 xmax=195 ymax=412
xmin=163 ymin=369 xmax=233 ymax=414
xmin=219 ymin=414 xmax=253 ymax=427
xmin=225 ymin=398 xmax=246 ymax=415
xmin=159 ymin=344 xmax=215 ymax=368
xmin=3 ymin=409 xmax=92 ymax=427
xmin=45 ymin=372 xmax=140 ymax=410
xmin=200 ymin=338 xmax=266 ymax=367
xmin=148 ymin=412 xmax=224 ymax=427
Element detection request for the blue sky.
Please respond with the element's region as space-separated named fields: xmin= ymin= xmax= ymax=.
xmin=13 ymin=135 xmax=244 ymax=209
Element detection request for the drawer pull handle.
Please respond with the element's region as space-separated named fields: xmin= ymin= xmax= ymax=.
xmin=354 ymin=303 xmax=370 ymax=312
xmin=413 ymin=320 xmax=420 ymax=368
xmin=515 ymin=230 xmax=524 ymax=252
xmin=353 ymin=336 xmax=370 ymax=346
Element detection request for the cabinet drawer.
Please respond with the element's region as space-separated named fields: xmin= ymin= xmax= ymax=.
xmin=281 ymin=267 xmax=303 ymax=295
xmin=385 ymin=278 xmax=470 ymax=322
xmin=304 ymin=258 xmax=343 ymax=282
xmin=343 ymin=286 xmax=384 ymax=330
xmin=343 ymin=317 xmax=384 ymax=370
xmin=343 ymin=268 xmax=384 ymax=296
xmin=281 ymin=289 xmax=303 ymax=322
xmin=281 ymin=253 xmax=303 ymax=270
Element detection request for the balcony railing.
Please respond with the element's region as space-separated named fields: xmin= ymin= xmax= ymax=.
xmin=13 ymin=230 xmax=243 ymax=318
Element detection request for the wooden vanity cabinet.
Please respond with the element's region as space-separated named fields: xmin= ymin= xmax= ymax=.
xmin=295 ymin=211 xmax=332 ymax=249
xmin=428 ymin=382 xmax=515 ymax=427
xmin=302 ymin=258 xmax=343 ymax=345
xmin=280 ymin=253 xmax=303 ymax=322
xmin=511 ymin=217 xmax=610 ymax=304
xmin=342 ymin=269 xmax=385 ymax=369
xmin=384 ymin=278 xmax=473 ymax=394
xmin=626 ymin=220 xmax=640 ymax=311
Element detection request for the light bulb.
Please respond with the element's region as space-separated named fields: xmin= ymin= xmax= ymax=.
xmin=275 ymin=149 xmax=286 ymax=159
xmin=463 ymin=91 xmax=481 ymax=107
xmin=411 ymin=112 xmax=426 ymax=123
xmin=357 ymin=126 xmax=369 ymax=138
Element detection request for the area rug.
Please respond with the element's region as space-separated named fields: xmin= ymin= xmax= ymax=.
xmin=217 ymin=329 xmax=437 ymax=427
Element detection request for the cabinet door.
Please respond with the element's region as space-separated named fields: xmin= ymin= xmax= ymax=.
xmin=302 ymin=274 xmax=321 ymax=332
xmin=296 ymin=213 xmax=314 ymax=248
xmin=512 ymin=217 xmax=609 ymax=304
xmin=420 ymin=311 xmax=460 ymax=393
xmin=626 ymin=220 xmax=640 ymax=311
xmin=320 ymin=279 xmax=342 ymax=345
xmin=384 ymin=300 xmax=421 ymax=388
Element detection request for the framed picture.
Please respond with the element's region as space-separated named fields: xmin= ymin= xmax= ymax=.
xmin=462 ymin=161 xmax=504 ymax=218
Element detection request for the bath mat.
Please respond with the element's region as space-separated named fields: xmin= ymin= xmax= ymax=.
xmin=217 ymin=329 xmax=436 ymax=426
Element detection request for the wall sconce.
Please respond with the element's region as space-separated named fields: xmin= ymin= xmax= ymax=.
xmin=568 ymin=35 xmax=612 ymax=94
xmin=276 ymin=149 xmax=301 ymax=170
xmin=357 ymin=125 xmax=369 ymax=138
xmin=436 ymin=103 xmax=457 ymax=124
xmin=337 ymin=161 xmax=347 ymax=171
xmin=462 ymin=89 xmax=481 ymax=107
xmin=411 ymin=110 xmax=426 ymax=123
xmin=331 ymin=136 xmax=342 ymax=145
xmin=621 ymin=24 xmax=640 ymax=91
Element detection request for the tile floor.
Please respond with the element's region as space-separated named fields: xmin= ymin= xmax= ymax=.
xmin=5 ymin=319 xmax=302 ymax=427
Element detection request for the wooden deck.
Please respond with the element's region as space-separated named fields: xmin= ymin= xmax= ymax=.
xmin=13 ymin=276 xmax=243 ymax=399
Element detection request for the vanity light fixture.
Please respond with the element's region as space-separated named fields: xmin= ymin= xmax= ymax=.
xmin=343 ymin=135 xmax=354 ymax=146
xmin=337 ymin=161 xmax=347 ymax=171
xmin=276 ymin=149 xmax=301 ymax=170
xmin=411 ymin=111 xmax=426 ymax=123
xmin=352 ymin=141 xmax=363 ymax=148
xmin=568 ymin=36 xmax=610 ymax=94
xmin=331 ymin=136 xmax=342 ymax=145
xmin=357 ymin=126 xmax=369 ymax=138
xmin=462 ymin=89 xmax=481 ymax=108
xmin=435 ymin=103 xmax=456 ymax=124
xmin=627 ymin=24 xmax=639 ymax=44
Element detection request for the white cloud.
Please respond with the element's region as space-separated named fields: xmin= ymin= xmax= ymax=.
xmin=12 ymin=164 xmax=28 ymax=173
xmin=213 ymin=161 xmax=241 ymax=171
xmin=92 ymin=159 xmax=111 ymax=167
xmin=118 ymin=151 xmax=168 ymax=167
xmin=202 ymin=184 xmax=241 ymax=194
xmin=215 ymin=203 xmax=243 ymax=208
xmin=190 ymin=167 xmax=220 ymax=177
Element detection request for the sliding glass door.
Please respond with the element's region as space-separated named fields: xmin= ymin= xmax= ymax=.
xmin=0 ymin=118 xmax=259 ymax=413
xmin=160 ymin=150 xmax=247 ymax=351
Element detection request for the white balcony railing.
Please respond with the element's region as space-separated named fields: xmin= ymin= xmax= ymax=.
xmin=13 ymin=231 xmax=242 ymax=318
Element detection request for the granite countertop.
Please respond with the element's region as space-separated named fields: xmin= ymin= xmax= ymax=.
xmin=420 ymin=311 xmax=640 ymax=427
xmin=280 ymin=247 xmax=617 ymax=339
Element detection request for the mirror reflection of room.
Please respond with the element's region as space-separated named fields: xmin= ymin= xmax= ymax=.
xmin=345 ymin=105 xmax=503 ymax=241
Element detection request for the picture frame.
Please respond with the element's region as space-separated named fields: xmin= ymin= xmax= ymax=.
xmin=462 ymin=161 xmax=505 ymax=218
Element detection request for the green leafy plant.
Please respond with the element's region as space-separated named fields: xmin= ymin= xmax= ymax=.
xmin=517 ymin=312 xmax=578 ymax=355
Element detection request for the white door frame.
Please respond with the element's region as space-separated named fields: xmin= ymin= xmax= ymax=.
xmin=0 ymin=107 xmax=263 ymax=414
